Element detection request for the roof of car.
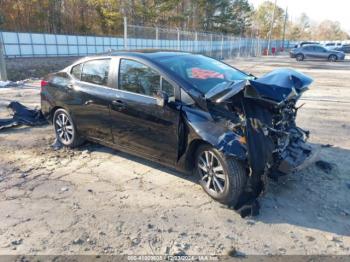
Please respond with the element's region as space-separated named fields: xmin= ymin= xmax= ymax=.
xmin=105 ymin=49 xmax=192 ymax=59
xmin=302 ymin=44 xmax=322 ymax=47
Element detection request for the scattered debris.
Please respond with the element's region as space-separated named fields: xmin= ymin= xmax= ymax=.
xmin=0 ymin=79 xmax=36 ymax=88
xmin=11 ymin=239 xmax=23 ymax=245
xmin=131 ymin=237 xmax=141 ymax=246
xmin=60 ymin=187 xmax=69 ymax=192
xmin=246 ymin=220 xmax=255 ymax=225
xmin=315 ymin=160 xmax=335 ymax=174
xmin=227 ymin=247 xmax=246 ymax=258
xmin=0 ymin=101 xmax=47 ymax=130
xmin=72 ymin=238 xmax=84 ymax=245
xmin=306 ymin=236 xmax=316 ymax=242
xmin=0 ymin=81 xmax=12 ymax=88
xmin=51 ymin=138 xmax=63 ymax=150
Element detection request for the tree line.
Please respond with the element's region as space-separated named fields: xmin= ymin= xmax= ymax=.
xmin=0 ymin=0 xmax=349 ymax=40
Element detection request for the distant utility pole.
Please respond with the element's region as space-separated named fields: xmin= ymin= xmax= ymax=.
xmin=267 ymin=0 xmax=277 ymax=56
xmin=123 ymin=17 xmax=128 ymax=50
xmin=282 ymin=6 xmax=288 ymax=50
xmin=0 ymin=32 xmax=7 ymax=81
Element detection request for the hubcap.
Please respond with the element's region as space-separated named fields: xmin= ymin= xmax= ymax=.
xmin=198 ymin=151 xmax=226 ymax=194
xmin=55 ymin=113 xmax=74 ymax=144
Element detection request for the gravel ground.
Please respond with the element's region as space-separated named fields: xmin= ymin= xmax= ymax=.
xmin=0 ymin=56 xmax=349 ymax=256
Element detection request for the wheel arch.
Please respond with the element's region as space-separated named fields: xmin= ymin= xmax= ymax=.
xmin=50 ymin=106 xmax=63 ymax=123
xmin=184 ymin=139 xmax=211 ymax=171
xmin=296 ymin=53 xmax=304 ymax=59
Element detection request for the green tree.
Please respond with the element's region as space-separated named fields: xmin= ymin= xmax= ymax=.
xmin=253 ymin=0 xmax=285 ymax=39
xmin=227 ymin=0 xmax=253 ymax=35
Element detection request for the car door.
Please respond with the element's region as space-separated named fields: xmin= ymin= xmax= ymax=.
xmin=302 ymin=46 xmax=313 ymax=59
xmin=314 ymin=46 xmax=328 ymax=59
xmin=68 ymin=58 xmax=114 ymax=143
xmin=109 ymin=58 xmax=180 ymax=164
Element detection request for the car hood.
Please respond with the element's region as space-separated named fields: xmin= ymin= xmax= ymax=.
xmin=331 ymin=50 xmax=345 ymax=54
xmin=206 ymin=68 xmax=313 ymax=104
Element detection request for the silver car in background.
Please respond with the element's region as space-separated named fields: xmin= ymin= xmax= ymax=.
xmin=290 ymin=44 xmax=345 ymax=62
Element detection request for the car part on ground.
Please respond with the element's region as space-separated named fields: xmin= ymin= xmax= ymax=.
xmin=0 ymin=101 xmax=47 ymax=130
xmin=41 ymin=51 xmax=317 ymax=217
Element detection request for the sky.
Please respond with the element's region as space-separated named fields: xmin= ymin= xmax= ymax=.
xmin=248 ymin=0 xmax=350 ymax=34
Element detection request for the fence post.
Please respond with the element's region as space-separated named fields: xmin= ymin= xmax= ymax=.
xmin=123 ymin=16 xmax=128 ymax=49
xmin=210 ymin=34 xmax=213 ymax=57
xmin=238 ymin=37 xmax=241 ymax=57
xmin=220 ymin=35 xmax=224 ymax=59
xmin=156 ymin=27 xmax=159 ymax=48
xmin=0 ymin=32 xmax=7 ymax=81
xmin=195 ymin=31 xmax=198 ymax=53
xmin=177 ymin=28 xmax=180 ymax=50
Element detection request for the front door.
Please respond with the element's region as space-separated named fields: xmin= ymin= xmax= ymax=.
xmin=110 ymin=58 xmax=180 ymax=164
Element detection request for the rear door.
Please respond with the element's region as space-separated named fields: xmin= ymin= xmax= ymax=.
xmin=68 ymin=58 xmax=114 ymax=143
xmin=302 ymin=46 xmax=313 ymax=59
xmin=110 ymin=58 xmax=180 ymax=164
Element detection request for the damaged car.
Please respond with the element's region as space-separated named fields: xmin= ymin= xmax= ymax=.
xmin=41 ymin=51 xmax=317 ymax=214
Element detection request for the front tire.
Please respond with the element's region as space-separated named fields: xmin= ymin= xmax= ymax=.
xmin=195 ymin=144 xmax=247 ymax=206
xmin=296 ymin=54 xmax=304 ymax=61
xmin=328 ymin=54 xmax=337 ymax=62
xmin=53 ymin=108 xmax=84 ymax=148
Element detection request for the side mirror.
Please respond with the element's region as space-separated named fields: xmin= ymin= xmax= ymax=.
xmin=156 ymin=91 xmax=169 ymax=107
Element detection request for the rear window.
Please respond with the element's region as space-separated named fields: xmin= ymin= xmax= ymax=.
xmin=81 ymin=59 xmax=110 ymax=86
xmin=71 ymin=63 xmax=82 ymax=79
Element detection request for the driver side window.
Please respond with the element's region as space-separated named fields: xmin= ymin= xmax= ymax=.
xmin=119 ymin=59 xmax=174 ymax=98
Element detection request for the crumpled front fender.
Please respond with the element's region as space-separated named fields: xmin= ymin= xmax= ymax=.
xmin=182 ymin=106 xmax=247 ymax=160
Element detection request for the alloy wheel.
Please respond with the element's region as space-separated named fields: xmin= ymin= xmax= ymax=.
xmin=197 ymin=150 xmax=226 ymax=194
xmin=329 ymin=55 xmax=337 ymax=62
xmin=55 ymin=112 xmax=74 ymax=144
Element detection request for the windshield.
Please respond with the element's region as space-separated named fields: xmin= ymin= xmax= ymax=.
xmin=156 ymin=54 xmax=249 ymax=94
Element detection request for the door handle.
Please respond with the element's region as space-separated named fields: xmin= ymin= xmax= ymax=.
xmin=111 ymin=100 xmax=126 ymax=110
xmin=84 ymin=100 xmax=94 ymax=105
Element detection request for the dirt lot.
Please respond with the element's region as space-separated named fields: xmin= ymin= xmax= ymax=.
xmin=0 ymin=56 xmax=349 ymax=256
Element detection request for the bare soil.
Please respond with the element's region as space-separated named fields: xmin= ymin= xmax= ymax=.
xmin=0 ymin=56 xmax=349 ymax=256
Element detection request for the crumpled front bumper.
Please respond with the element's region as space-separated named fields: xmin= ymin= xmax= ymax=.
xmin=278 ymin=140 xmax=320 ymax=174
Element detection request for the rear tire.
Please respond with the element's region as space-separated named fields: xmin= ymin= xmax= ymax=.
xmin=296 ymin=54 xmax=304 ymax=61
xmin=194 ymin=144 xmax=247 ymax=206
xmin=328 ymin=54 xmax=337 ymax=62
xmin=53 ymin=108 xmax=84 ymax=148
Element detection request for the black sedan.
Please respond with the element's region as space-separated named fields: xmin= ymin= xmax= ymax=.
xmin=41 ymin=50 xmax=316 ymax=211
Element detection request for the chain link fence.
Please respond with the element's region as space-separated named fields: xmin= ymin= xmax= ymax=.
xmin=125 ymin=24 xmax=283 ymax=59
xmin=0 ymin=18 xmax=292 ymax=81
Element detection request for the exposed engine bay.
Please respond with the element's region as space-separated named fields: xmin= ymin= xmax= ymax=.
xmin=203 ymin=68 xmax=318 ymax=216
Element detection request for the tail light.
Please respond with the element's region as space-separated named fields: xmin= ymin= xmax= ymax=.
xmin=40 ymin=80 xmax=48 ymax=92
xmin=41 ymin=80 xmax=48 ymax=87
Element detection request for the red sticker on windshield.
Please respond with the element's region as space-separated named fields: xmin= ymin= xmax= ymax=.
xmin=189 ymin=68 xmax=224 ymax=79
